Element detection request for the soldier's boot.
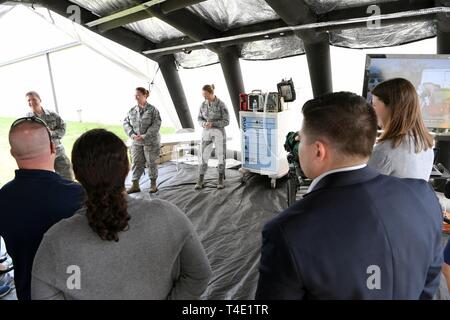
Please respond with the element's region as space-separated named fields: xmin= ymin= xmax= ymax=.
xmin=195 ymin=175 xmax=205 ymax=190
xmin=217 ymin=173 xmax=225 ymax=189
xmin=150 ymin=179 xmax=158 ymax=193
xmin=127 ymin=180 xmax=140 ymax=194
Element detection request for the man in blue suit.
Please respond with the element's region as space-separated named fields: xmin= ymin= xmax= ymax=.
xmin=256 ymin=92 xmax=443 ymax=299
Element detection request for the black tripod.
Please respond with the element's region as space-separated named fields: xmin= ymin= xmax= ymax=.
xmin=286 ymin=154 xmax=303 ymax=207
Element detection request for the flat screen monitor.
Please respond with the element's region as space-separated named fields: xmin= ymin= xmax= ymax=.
xmin=363 ymin=54 xmax=450 ymax=129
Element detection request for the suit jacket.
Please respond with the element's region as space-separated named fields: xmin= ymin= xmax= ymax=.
xmin=256 ymin=166 xmax=443 ymax=299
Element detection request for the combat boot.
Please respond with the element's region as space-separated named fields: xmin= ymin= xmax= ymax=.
xmin=126 ymin=180 xmax=140 ymax=194
xmin=150 ymin=179 xmax=158 ymax=193
xmin=195 ymin=175 xmax=205 ymax=190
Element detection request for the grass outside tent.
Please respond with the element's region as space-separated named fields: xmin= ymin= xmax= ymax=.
xmin=0 ymin=117 xmax=175 ymax=185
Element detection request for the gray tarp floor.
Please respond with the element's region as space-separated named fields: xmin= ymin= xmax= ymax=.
xmin=1 ymin=161 xmax=449 ymax=300
xmin=128 ymin=161 xmax=289 ymax=300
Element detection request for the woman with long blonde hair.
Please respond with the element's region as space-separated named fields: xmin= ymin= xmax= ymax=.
xmin=368 ymin=78 xmax=434 ymax=180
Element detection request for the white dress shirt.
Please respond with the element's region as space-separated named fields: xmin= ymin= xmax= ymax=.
xmin=307 ymin=164 xmax=367 ymax=193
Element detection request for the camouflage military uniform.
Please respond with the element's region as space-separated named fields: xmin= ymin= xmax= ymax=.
xmin=123 ymin=103 xmax=161 ymax=182
xmin=198 ymin=97 xmax=229 ymax=175
xmin=27 ymin=109 xmax=73 ymax=181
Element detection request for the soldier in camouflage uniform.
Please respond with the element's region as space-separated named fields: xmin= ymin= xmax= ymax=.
xmin=25 ymin=91 xmax=73 ymax=181
xmin=195 ymin=84 xmax=230 ymax=190
xmin=123 ymin=87 xmax=161 ymax=194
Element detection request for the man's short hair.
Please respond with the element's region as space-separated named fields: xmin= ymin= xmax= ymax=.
xmin=25 ymin=91 xmax=41 ymax=101
xmin=9 ymin=119 xmax=52 ymax=160
xmin=302 ymin=92 xmax=377 ymax=158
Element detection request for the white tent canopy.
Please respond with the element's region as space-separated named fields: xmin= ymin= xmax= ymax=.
xmin=0 ymin=3 xmax=180 ymax=128
xmin=0 ymin=2 xmax=438 ymax=149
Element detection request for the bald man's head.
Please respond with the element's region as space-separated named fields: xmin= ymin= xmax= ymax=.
xmin=9 ymin=121 xmax=55 ymax=166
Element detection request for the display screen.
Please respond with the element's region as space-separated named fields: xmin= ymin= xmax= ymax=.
xmin=363 ymin=54 xmax=450 ymax=129
xmin=266 ymin=93 xmax=279 ymax=110
xmin=280 ymin=85 xmax=293 ymax=100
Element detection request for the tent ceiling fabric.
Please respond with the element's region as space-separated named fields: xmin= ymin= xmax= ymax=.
xmin=0 ymin=5 xmax=76 ymax=63
xmin=173 ymin=34 xmax=306 ymax=68
xmin=68 ymin=0 xmax=136 ymax=16
xmin=330 ymin=21 xmax=437 ymax=49
xmin=186 ymin=0 xmax=279 ymax=31
xmin=304 ymin=0 xmax=388 ymax=15
xmin=125 ymin=17 xmax=184 ymax=43
xmin=174 ymin=49 xmax=219 ymax=68
xmin=0 ymin=3 xmax=157 ymax=81
xmin=22 ymin=0 xmax=448 ymax=68
xmin=241 ymin=36 xmax=305 ymax=60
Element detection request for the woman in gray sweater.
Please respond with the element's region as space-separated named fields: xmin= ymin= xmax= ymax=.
xmin=368 ymin=78 xmax=434 ymax=180
xmin=31 ymin=129 xmax=212 ymax=300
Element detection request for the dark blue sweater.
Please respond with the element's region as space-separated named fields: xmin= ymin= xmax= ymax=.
xmin=0 ymin=169 xmax=84 ymax=300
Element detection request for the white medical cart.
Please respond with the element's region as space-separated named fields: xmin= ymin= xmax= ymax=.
xmin=240 ymin=110 xmax=291 ymax=188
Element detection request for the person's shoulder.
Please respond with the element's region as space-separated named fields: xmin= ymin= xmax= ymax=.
xmin=56 ymin=178 xmax=83 ymax=190
xmin=376 ymin=137 xmax=419 ymax=154
xmin=373 ymin=139 xmax=394 ymax=153
xmin=45 ymin=109 xmax=61 ymax=118
xmin=43 ymin=207 xmax=88 ymax=240
xmin=217 ymin=98 xmax=226 ymax=106
xmin=149 ymin=104 xmax=160 ymax=114
xmin=264 ymin=199 xmax=310 ymax=233
xmin=145 ymin=104 xmax=158 ymax=116
xmin=370 ymin=141 xmax=393 ymax=166
xmin=128 ymin=197 xmax=189 ymax=228
xmin=54 ymin=179 xmax=84 ymax=197
xmin=369 ymin=174 xmax=435 ymax=202
xmin=396 ymin=176 xmax=434 ymax=193
xmin=0 ymin=179 xmax=16 ymax=191
xmin=267 ymin=173 xmax=384 ymax=227
xmin=385 ymin=176 xmax=441 ymax=224
xmin=0 ymin=179 xmax=16 ymax=201
xmin=355 ymin=171 xmax=430 ymax=192
xmin=127 ymin=106 xmax=137 ymax=114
